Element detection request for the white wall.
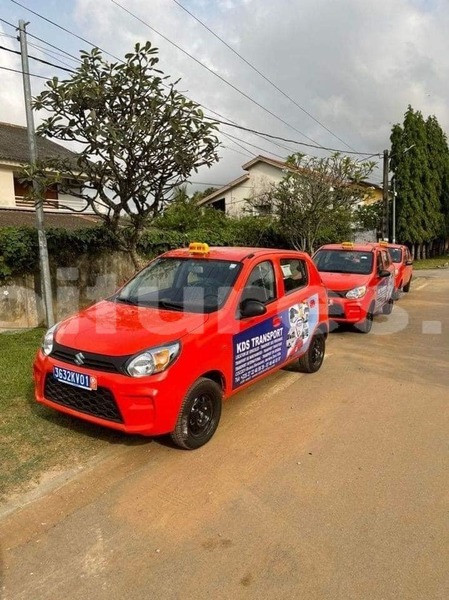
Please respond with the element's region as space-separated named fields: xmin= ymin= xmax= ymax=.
xmin=0 ymin=167 xmax=16 ymax=207
xmin=218 ymin=162 xmax=285 ymax=216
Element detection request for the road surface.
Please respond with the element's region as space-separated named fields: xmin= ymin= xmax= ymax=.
xmin=1 ymin=270 xmax=448 ymax=600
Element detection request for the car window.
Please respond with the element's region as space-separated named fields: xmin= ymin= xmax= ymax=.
xmin=387 ymin=247 xmax=402 ymax=263
xmin=280 ymin=258 xmax=308 ymax=293
xmin=314 ymin=250 xmax=373 ymax=275
xmin=241 ymin=260 xmax=277 ymax=304
xmin=115 ymin=257 xmax=242 ymax=313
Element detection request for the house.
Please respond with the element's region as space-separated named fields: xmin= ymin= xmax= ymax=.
xmin=198 ymin=155 xmax=383 ymax=216
xmin=0 ymin=121 xmax=95 ymax=220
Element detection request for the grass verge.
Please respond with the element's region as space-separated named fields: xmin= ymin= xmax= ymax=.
xmin=0 ymin=328 xmax=140 ymax=504
xmin=413 ymin=255 xmax=449 ymax=270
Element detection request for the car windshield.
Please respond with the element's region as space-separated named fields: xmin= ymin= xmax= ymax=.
xmin=387 ymin=248 xmax=403 ymax=263
xmin=313 ymin=250 xmax=374 ymax=275
xmin=114 ymin=257 xmax=242 ymax=313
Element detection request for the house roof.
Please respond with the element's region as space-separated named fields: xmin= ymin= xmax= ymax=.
xmin=241 ymin=155 xmax=289 ymax=171
xmin=199 ymin=154 xmax=382 ymax=207
xmin=0 ymin=122 xmax=79 ymax=166
xmin=197 ymin=173 xmax=250 ymax=205
xmin=0 ymin=208 xmax=101 ymax=230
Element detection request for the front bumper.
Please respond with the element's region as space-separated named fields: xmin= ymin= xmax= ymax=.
xmin=327 ymin=298 xmax=368 ymax=323
xmin=33 ymin=351 xmax=183 ymax=436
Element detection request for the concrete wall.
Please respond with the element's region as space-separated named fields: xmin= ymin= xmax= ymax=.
xmin=0 ymin=251 xmax=137 ymax=329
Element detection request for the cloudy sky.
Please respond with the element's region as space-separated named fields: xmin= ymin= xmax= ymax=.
xmin=1 ymin=0 xmax=448 ymax=189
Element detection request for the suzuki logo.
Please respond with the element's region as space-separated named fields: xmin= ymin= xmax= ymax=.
xmin=74 ymin=352 xmax=85 ymax=366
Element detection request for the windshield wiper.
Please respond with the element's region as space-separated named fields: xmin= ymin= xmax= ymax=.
xmin=158 ymin=299 xmax=184 ymax=311
xmin=115 ymin=295 xmax=139 ymax=305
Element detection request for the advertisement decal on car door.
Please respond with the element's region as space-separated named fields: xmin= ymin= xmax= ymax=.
xmin=232 ymin=294 xmax=319 ymax=388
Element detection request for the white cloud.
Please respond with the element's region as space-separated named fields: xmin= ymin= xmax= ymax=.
xmin=2 ymin=0 xmax=449 ymax=187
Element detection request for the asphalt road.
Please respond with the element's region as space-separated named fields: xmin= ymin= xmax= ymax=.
xmin=1 ymin=270 xmax=448 ymax=600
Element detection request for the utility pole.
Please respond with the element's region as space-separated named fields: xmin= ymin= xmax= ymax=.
xmin=18 ymin=20 xmax=54 ymax=327
xmin=392 ymin=178 xmax=396 ymax=244
xmin=382 ymin=149 xmax=389 ymax=241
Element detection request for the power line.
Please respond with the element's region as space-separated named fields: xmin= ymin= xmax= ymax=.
xmin=0 ymin=64 xmax=49 ymax=79
xmin=1 ymin=15 xmax=81 ymax=62
xmin=27 ymin=41 xmax=81 ymax=68
xmin=9 ymin=0 xmax=123 ymax=63
xmin=108 ymin=0 xmax=324 ymax=147
xmin=170 ymin=0 xmax=358 ymax=153
xmin=214 ymin=118 xmax=379 ymax=156
xmin=0 ymin=44 xmax=75 ymax=72
xmin=4 ymin=6 xmax=366 ymax=159
xmin=221 ymin=130 xmax=285 ymax=160
xmin=2 ymin=9 xmax=381 ymax=158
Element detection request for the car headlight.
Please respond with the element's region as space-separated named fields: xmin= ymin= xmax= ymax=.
xmin=346 ymin=285 xmax=367 ymax=299
xmin=41 ymin=323 xmax=58 ymax=356
xmin=394 ymin=268 xmax=399 ymax=276
xmin=126 ymin=342 xmax=180 ymax=378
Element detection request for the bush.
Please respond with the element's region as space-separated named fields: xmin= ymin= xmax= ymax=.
xmin=0 ymin=225 xmax=118 ymax=282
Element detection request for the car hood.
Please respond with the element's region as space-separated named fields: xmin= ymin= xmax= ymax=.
xmin=54 ymin=300 xmax=209 ymax=355
xmin=319 ymin=272 xmax=370 ymax=292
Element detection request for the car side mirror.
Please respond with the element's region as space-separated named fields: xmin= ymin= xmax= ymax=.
xmin=240 ymin=299 xmax=267 ymax=318
xmin=378 ymin=269 xmax=391 ymax=278
xmin=406 ymin=259 xmax=413 ymax=266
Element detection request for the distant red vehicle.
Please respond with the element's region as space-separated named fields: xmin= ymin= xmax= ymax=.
xmin=313 ymin=241 xmax=395 ymax=333
xmin=376 ymin=242 xmax=413 ymax=298
xmin=34 ymin=244 xmax=329 ymax=449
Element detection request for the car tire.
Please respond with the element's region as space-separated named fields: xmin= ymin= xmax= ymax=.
xmin=357 ymin=303 xmax=375 ymax=334
xmin=297 ymin=333 xmax=326 ymax=373
xmin=403 ymin=276 xmax=412 ymax=293
xmin=382 ymin=297 xmax=394 ymax=315
xmin=170 ymin=377 xmax=222 ymax=450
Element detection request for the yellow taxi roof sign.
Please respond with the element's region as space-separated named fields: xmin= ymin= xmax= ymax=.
xmin=189 ymin=242 xmax=210 ymax=255
xmin=341 ymin=241 xmax=354 ymax=249
xmin=379 ymin=240 xmax=389 ymax=247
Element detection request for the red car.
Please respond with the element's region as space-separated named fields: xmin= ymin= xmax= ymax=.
xmin=34 ymin=244 xmax=329 ymax=449
xmin=378 ymin=242 xmax=413 ymax=298
xmin=313 ymin=242 xmax=395 ymax=333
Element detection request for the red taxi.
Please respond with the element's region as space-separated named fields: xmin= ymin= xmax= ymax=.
xmin=34 ymin=244 xmax=329 ymax=449
xmin=378 ymin=242 xmax=413 ymax=298
xmin=313 ymin=242 xmax=395 ymax=333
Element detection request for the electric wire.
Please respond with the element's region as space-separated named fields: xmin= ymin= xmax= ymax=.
xmin=9 ymin=0 xmax=123 ymax=62
xmin=0 ymin=64 xmax=49 ymax=79
xmin=3 ymin=9 xmax=378 ymax=158
xmin=171 ymin=0 xmax=358 ymax=153
xmin=108 ymin=0 xmax=324 ymax=147
xmin=0 ymin=44 xmax=75 ymax=72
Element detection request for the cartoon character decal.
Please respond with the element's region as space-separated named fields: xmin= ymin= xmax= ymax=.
xmin=232 ymin=294 xmax=319 ymax=389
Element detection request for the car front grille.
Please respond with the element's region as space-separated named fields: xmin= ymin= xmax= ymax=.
xmin=51 ymin=342 xmax=128 ymax=374
xmin=328 ymin=304 xmax=346 ymax=318
xmin=327 ymin=289 xmax=350 ymax=298
xmin=44 ymin=374 xmax=123 ymax=423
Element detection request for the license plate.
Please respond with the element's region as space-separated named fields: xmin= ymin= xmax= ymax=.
xmin=53 ymin=366 xmax=97 ymax=391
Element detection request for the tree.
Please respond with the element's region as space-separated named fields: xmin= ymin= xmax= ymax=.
xmin=33 ymin=42 xmax=220 ymax=267
xmin=267 ymin=153 xmax=375 ymax=254
xmin=390 ymin=106 xmax=445 ymax=258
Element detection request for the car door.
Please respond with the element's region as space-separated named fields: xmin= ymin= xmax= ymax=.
xmin=232 ymin=255 xmax=321 ymax=391
xmin=232 ymin=258 xmax=282 ymax=390
xmin=374 ymin=249 xmax=394 ymax=311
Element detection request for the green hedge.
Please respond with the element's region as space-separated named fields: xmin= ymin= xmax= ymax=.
xmin=0 ymin=225 xmax=117 ymax=281
xmin=0 ymin=216 xmax=290 ymax=281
